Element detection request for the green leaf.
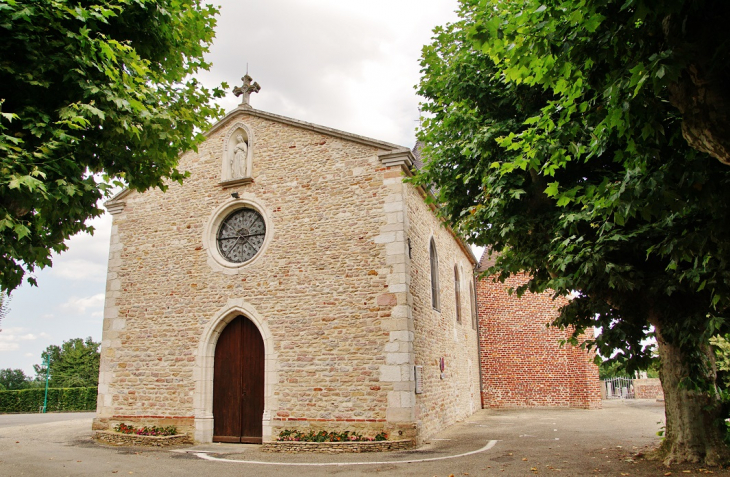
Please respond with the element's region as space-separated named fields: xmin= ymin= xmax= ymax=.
xmin=0 ymin=0 xmax=225 ymax=292
xmin=13 ymin=223 xmax=30 ymax=240
xmin=545 ymin=181 xmax=560 ymax=197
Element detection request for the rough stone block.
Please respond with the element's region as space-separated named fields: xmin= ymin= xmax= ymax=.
xmin=385 ymin=353 xmax=410 ymax=365
xmin=379 ymin=365 xmax=402 ymax=382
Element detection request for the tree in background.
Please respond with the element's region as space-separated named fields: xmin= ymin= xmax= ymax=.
xmin=34 ymin=337 xmax=100 ymax=388
xmin=0 ymin=0 xmax=226 ymax=292
xmin=0 ymin=368 xmax=32 ymax=390
xmin=415 ymin=0 xmax=730 ymax=465
xmin=598 ymin=354 xmax=660 ymax=380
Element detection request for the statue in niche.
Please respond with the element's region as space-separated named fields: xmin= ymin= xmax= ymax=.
xmin=230 ymin=134 xmax=249 ymax=179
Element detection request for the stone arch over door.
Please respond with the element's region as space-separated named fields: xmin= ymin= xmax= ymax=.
xmin=194 ymin=300 xmax=277 ymax=443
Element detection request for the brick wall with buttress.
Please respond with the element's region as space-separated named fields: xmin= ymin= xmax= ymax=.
xmin=476 ymin=273 xmax=602 ymax=409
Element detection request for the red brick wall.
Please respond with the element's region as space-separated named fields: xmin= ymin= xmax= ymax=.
xmin=476 ymin=274 xmax=601 ymax=409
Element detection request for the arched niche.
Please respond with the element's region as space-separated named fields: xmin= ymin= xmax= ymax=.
xmin=221 ymin=122 xmax=254 ymax=184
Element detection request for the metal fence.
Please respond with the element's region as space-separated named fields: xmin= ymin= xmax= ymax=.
xmin=603 ymin=377 xmax=634 ymax=399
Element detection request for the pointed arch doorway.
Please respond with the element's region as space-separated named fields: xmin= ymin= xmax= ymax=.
xmin=213 ymin=315 xmax=265 ymax=443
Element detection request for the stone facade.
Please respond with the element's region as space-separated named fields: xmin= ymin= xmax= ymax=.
xmin=94 ymin=105 xmax=480 ymax=445
xmin=406 ymin=185 xmax=481 ymax=440
xmin=95 ymin=102 xmax=601 ymax=448
xmin=476 ymin=268 xmax=602 ymax=409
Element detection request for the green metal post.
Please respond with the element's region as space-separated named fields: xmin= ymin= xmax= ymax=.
xmin=42 ymin=355 xmax=50 ymax=413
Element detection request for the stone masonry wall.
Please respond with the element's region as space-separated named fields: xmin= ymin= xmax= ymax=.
xmin=406 ymin=185 xmax=481 ymax=442
xmin=93 ymin=431 xmax=191 ymax=447
xmin=633 ymin=378 xmax=664 ymax=400
xmin=477 ymin=273 xmax=601 ymax=409
xmin=96 ymin=110 xmax=413 ymax=441
xmin=261 ymin=439 xmax=413 ymax=453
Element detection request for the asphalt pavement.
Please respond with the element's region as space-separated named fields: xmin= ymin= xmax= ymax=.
xmin=0 ymin=400 xmax=708 ymax=476
xmin=0 ymin=411 xmax=94 ymax=428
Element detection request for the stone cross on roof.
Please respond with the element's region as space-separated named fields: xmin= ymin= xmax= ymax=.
xmin=233 ymin=74 xmax=261 ymax=107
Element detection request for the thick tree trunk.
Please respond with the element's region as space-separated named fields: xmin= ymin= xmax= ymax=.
xmin=650 ymin=317 xmax=730 ymax=465
xmin=667 ymin=65 xmax=730 ymax=167
xmin=663 ymin=2 xmax=730 ymax=166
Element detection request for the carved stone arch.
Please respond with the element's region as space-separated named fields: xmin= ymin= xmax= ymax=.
xmin=221 ymin=122 xmax=254 ymax=183
xmin=193 ymin=299 xmax=278 ymax=443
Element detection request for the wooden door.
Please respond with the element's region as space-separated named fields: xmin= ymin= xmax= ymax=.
xmin=213 ymin=316 xmax=265 ymax=443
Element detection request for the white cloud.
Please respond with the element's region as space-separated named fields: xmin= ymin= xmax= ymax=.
xmin=49 ymin=259 xmax=107 ymax=281
xmin=65 ymin=212 xmax=112 ymax=254
xmin=199 ymin=0 xmax=460 ymax=147
xmin=59 ymin=294 xmax=106 ymax=315
xmin=0 ymin=327 xmax=38 ymax=352
xmin=47 ymin=212 xmax=112 ymax=282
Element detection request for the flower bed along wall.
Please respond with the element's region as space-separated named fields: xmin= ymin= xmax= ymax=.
xmin=93 ymin=430 xmax=191 ymax=447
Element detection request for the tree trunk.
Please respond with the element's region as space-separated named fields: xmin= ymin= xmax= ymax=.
xmin=650 ymin=317 xmax=730 ymax=465
xmin=667 ymin=64 xmax=730 ymax=167
xmin=663 ymin=3 xmax=730 ymax=167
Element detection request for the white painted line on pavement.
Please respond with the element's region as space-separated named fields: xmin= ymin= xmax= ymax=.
xmin=187 ymin=439 xmax=498 ymax=466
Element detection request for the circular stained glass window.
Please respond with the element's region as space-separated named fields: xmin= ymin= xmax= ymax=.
xmin=216 ymin=208 xmax=267 ymax=263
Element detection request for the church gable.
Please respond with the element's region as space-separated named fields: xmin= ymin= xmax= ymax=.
xmin=95 ymin=88 xmax=436 ymax=443
xmin=183 ymin=107 xmax=411 ymax=194
xmin=95 ymin=73 xmax=600 ymax=449
xmin=99 ymin=77 xmax=595 ymax=448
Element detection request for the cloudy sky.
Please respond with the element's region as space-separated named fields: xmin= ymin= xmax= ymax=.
xmin=0 ymin=0 xmax=462 ymax=376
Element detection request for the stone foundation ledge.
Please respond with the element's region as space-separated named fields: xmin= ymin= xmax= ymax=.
xmin=93 ymin=430 xmax=191 ymax=447
xmin=262 ymin=439 xmax=413 ymax=453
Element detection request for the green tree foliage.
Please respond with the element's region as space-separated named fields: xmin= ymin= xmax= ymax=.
xmin=415 ymin=0 xmax=730 ymax=465
xmin=468 ymin=0 xmax=730 ymax=166
xmin=0 ymin=0 xmax=226 ymax=292
xmin=34 ymin=337 xmax=100 ymax=388
xmin=710 ymin=334 xmax=730 ymax=388
xmin=598 ymin=355 xmax=659 ymax=379
xmin=0 ymin=368 xmax=31 ymax=390
xmin=598 ymin=360 xmax=630 ymax=380
xmin=0 ymin=386 xmax=97 ymax=412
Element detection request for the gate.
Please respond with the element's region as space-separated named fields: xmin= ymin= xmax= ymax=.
xmin=603 ymin=377 xmax=634 ymax=399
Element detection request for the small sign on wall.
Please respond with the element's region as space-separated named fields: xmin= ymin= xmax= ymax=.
xmin=414 ymin=365 xmax=423 ymax=394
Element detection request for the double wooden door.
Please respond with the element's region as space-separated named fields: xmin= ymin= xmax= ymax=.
xmin=213 ymin=316 xmax=264 ymax=443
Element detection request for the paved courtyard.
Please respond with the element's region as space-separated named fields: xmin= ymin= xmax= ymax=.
xmin=1 ymin=400 xmax=724 ymax=476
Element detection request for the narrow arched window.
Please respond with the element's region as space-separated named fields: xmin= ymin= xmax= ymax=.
xmin=470 ymin=280 xmax=477 ymax=330
xmin=454 ymin=266 xmax=461 ymax=323
xmin=429 ymin=238 xmax=440 ymax=311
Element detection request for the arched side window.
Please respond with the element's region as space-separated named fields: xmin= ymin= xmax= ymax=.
xmin=470 ymin=280 xmax=477 ymax=330
xmin=429 ymin=238 xmax=440 ymax=311
xmin=454 ymin=266 xmax=461 ymax=323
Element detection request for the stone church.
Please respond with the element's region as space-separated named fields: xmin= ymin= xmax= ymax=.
xmin=93 ymin=76 xmax=599 ymax=446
